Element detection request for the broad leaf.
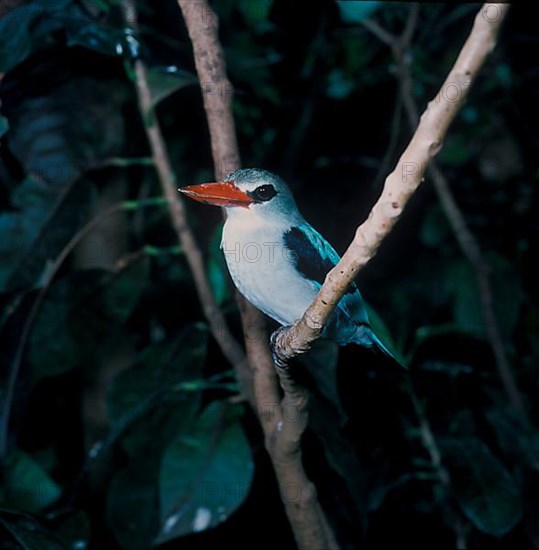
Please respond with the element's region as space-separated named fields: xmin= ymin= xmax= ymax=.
xmin=445 ymin=253 xmax=523 ymax=343
xmin=108 ymin=323 xmax=208 ymax=427
xmin=156 ymin=401 xmax=253 ymax=543
xmin=146 ymin=66 xmax=197 ymax=108
xmin=46 ymin=510 xmax=90 ymax=550
xmin=28 ymin=257 xmax=149 ymax=380
xmin=238 ymin=0 xmax=273 ymax=30
xmin=2 ymin=450 xmax=61 ymax=513
xmin=107 ymin=400 xmax=202 ymax=549
xmin=0 ymin=177 xmax=93 ymax=293
xmin=308 ymin=394 xmax=367 ymax=514
xmin=420 ymin=205 xmax=451 ymax=248
xmin=65 ymin=14 xmax=126 ymax=57
xmin=300 ymin=340 xmax=344 ymax=422
xmin=0 ymin=0 xmax=124 ymax=72
xmin=485 ymin=402 xmax=539 ymax=467
xmin=107 ymin=466 xmax=160 ymax=550
xmin=106 ymin=326 xmax=209 ymax=549
xmin=0 ymin=0 xmax=73 ymax=72
xmin=441 ymin=437 xmax=522 ymax=537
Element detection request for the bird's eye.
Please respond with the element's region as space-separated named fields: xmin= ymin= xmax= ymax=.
xmin=252 ymin=184 xmax=277 ymax=202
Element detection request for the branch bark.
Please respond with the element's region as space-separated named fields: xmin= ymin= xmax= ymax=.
xmin=271 ymin=4 xmax=511 ymax=375
xmin=361 ymin=4 xmax=524 ymax=416
xmin=175 ymin=1 xmax=339 ymax=548
xmin=120 ymin=0 xmax=254 ymax=405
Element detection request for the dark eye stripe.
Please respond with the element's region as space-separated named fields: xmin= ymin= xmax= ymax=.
xmin=248 ymin=184 xmax=277 ymax=202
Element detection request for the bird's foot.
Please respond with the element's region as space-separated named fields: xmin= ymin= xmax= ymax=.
xmin=270 ymin=323 xmax=312 ymax=369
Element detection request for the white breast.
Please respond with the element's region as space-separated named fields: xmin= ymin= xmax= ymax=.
xmin=221 ymin=213 xmax=317 ymax=326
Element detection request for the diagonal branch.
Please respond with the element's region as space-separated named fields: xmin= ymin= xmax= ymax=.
xmin=120 ymin=0 xmax=254 ymax=406
xmin=177 ymin=1 xmax=338 ymax=548
xmin=361 ymin=4 xmax=525 ymax=416
xmin=271 ymin=4 xmax=511 ymax=372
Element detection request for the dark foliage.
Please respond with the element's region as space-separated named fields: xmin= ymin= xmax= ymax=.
xmin=0 ymin=1 xmax=537 ymax=548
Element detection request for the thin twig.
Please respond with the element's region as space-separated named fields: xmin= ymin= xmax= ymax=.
xmin=177 ymin=1 xmax=339 ymax=548
xmin=362 ymin=4 xmax=525 ymax=416
xmin=121 ymin=0 xmax=253 ymax=406
xmin=271 ymin=4 xmax=511 ymax=378
xmin=407 ymin=382 xmax=451 ymax=489
xmin=0 ymin=197 xmax=168 ymax=464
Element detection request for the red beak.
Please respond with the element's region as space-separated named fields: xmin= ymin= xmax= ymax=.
xmin=178 ymin=181 xmax=254 ymax=208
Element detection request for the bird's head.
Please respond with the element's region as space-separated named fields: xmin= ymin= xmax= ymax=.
xmin=178 ymin=168 xmax=300 ymax=222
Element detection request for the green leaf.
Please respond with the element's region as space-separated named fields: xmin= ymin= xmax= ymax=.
xmin=101 ymin=259 xmax=149 ymax=321
xmin=364 ymin=302 xmax=402 ymax=363
xmin=0 ymin=510 xmax=67 ymax=550
xmin=0 ymin=0 xmax=125 ymax=71
xmin=308 ymin=394 xmax=367 ymax=514
xmin=300 ymin=340 xmax=344 ymax=422
xmin=108 ymin=323 xmax=208 ymax=427
xmin=445 ymin=253 xmax=523 ymax=343
xmin=0 ymin=0 xmax=73 ymax=72
xmin=0 ymin=115 xmax=8 ymax=138
xmin=420 ymin=205 xmax=451 ymax=248
xmin=485 ymin=402 xmax=539 ymax=468
xmin=440 ymin=437 xmax=522 ymax=536
xmin=238 ymin=0 xmax=273 ymax=30
xmin=65 ymin=17 xmax=126 ymax=57
xmin=28 ymin=257 xmax=149 ymax=380
xmin=206 ymin=223 xmax=231 ymax=306
xmin=156 ymin=401 xmax=253 ymax=543
xmin=146 ymin=66 xmax=197 ymax=108
xmin=47 ymin=510 xmax=90 ymax=550
xmin=438 ymin=134 xmax=475 ymax=167
xmin=107 ymin=467 xmax=160 ymax=550
xmin=0 ymin=177 xmax=93 ymax=293
xmin=2 ymin=450 xmax=61 ymax=513
xmin=107 ymin=399 xmax=202 ymax=550
xmin=337 ymin=1 xmax=381 ymax=24
xmin=106 ymin=326 xmax=209 ymax=548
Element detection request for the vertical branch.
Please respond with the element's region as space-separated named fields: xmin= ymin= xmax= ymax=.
xmin=120 ymin=0 xmax=253 ymax=406
xmin=173 ymin=1 xmax=240 ymax=180
xmin=177 ymin=1 xmax=339 ymax=548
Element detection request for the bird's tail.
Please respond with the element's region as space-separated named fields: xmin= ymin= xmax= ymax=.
xmin=352 ymin=324 xmax=404 ymax=367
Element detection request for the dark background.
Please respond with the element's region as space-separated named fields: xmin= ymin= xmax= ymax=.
xmin=0 ymin=1 xmax=537 ymax=549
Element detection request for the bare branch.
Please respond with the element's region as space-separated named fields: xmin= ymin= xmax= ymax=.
xmin=121 ymin=0 xmax=253 ymax=405
xmin=177 ymin=1 xmax=339 ymax=547
xmin=362 ymin=4 xmax=524 ymax=416
xmin=272 ymin=4 xmax=511 ymax=369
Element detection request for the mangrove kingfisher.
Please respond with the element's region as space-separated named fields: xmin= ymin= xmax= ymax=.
xmin=179 ymin=168 xmax=394 ymax=359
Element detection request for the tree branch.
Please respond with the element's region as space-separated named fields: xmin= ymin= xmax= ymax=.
xmin=120 ymin=0 xmax=254 ymax=406
xmin=271 ymin=4 xmax=511 ymax=375
xmin=177 ymin=1 xmax=338 ymax=548
xmin=361 ymin=4 xmax=525 ymax=416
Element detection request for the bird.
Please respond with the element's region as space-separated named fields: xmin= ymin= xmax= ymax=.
xmin=179 ymin=168 xmax=395 ymax=360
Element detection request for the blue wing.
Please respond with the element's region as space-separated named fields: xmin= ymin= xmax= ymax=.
xmin=283 ymin=225 xmax=369 ymax=328
xmin=283 ymin=225 xmax=398 ymax=361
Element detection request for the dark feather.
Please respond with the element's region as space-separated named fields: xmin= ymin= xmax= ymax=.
xmin=283 ymin=226 xmax=356 ymax=295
